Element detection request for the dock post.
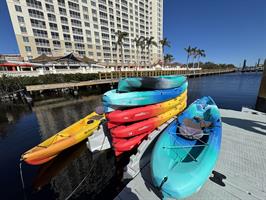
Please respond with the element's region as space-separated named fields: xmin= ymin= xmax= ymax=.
xmin=256 ymin=64 xmax=266 ymax=112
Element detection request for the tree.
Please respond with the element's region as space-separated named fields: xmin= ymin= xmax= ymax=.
xmin=164 ymin=54 xmax=174 ymax=66
xmin=140 ymin=38 xmax=146 ymax=68
xmin=184 ymin=45 xmax=192 ymax=69
xmin=115 ymin=31 xmax=128 ymax=69
xmin=191 ymin=47 xmax=198 ymax=69
xmin=145 ymin=36 xmax=157 ymax=67
xmin=196 ymin=49 xmax=206 ymax=68
xmin=160 ymin=38 xmax=171 ymax=67
xmin=133 ymin=36 xmax=145 ymax=69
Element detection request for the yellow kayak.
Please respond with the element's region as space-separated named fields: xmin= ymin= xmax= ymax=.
xmin=21 ymin=112 xmax=104 ymax=165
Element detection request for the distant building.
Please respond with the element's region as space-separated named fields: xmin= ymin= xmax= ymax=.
xmin=6 ymin=0 xmax=163 ymax=67
xmin=0 ymin=54 xmax=24 ymax=63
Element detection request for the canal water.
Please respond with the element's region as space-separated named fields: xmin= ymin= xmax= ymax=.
xmin=0 ymin=72 xmax=262 ymax=200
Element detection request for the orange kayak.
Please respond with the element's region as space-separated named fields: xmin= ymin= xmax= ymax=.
xmin=21 ymin=112 xmax=104 ymax=165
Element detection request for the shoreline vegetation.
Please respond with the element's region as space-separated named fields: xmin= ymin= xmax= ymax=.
xmin=0 ymin=64 xmax=236 ymax=94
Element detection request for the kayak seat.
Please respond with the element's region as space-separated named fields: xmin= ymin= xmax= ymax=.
xmin=178 ymin=118 xmax=212 ymax=140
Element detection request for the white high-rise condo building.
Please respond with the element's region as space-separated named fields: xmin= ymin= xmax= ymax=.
xmin=7 ymin=0 xmax=163 ymax=67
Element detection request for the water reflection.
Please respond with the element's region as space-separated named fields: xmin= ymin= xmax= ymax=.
xmin=33 ymin=95 xmax=102 ymax=140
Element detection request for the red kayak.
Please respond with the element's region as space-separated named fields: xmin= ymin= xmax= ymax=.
xmin=106 ymin=90 xmax=187 ymax=123
xmin=112 ymin=131 xmax=151 ymax=154
xmin=111 ymin=101 xmax=186 ymax=138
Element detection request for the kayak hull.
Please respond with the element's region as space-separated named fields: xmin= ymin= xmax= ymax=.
xmin=117 ymin=75 xmax=187 ymax=92
xmin=151 ymin=96 xmax=222 ymax=199
xmin=103 ymin=81 xmax=188 ymax=112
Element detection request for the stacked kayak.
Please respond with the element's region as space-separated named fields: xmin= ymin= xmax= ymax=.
xmin=117 ymin=75 xmax=187 ymax=92
xmin=151 ymin=96 xmax=222 ymax=199
xmin=103 ymin=76 xmax=188 ymax=113
xmin=21 ymin=112 xmax=104 ymax=165
xmin=103 ymin=75 xmax=188 ymax=156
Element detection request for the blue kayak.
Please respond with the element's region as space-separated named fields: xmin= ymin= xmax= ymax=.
xmin=102 ymin=81 xmax=188 ymax=113
xmin=151 ymin=96 xmax=222 ymax=199
xmin=117 ymin=75 xmax=187 ymax=92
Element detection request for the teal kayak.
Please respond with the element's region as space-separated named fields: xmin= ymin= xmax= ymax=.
xmin=102 ymin=81 xmax=188 ymax=112
xmin=117 ymin=75 xmax=187 ymax=92
xmin=151 ymin=96 xmax=222 ymax=199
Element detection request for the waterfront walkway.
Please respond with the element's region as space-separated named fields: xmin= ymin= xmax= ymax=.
xmin=115 ymin=108 xmax=266 ymax=200
xmin=26 ymin=69 xmax=234 ymax=92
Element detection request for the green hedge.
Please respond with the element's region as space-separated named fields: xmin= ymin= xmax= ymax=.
xmin=0 ymin=73 xmax=99 ymax=93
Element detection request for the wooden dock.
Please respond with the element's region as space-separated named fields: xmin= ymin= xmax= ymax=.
xmin=26 ymin=69 xmax=235 ymax=92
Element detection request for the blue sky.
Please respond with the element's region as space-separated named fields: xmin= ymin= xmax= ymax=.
xmin=0 ymin=0 xmax=266 ymax=66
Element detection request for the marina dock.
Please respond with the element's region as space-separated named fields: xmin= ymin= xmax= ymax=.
xmin=25 ymin=69 xmax=234 ymax=92
xmin=114 ymin=108 xmax=266 ymax=200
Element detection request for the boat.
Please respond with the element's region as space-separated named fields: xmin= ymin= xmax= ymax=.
xmin=117 ymin=75 xmax=187 ymax=92
xmin=103 ymin=81 xmax=188 ymax=112
xmin=106 ymin=90 xmax=187 ymax=123
xmin=151 ymin=96 xmax=222 ymax=199
xmin=21 ymin=112 xmax=104 ymax=165
xmin=111 ymin=100 xmax=187 ymax=138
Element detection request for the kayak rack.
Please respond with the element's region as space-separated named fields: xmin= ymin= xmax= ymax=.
xmin=125 ymin=117 xmax=177 ymax=179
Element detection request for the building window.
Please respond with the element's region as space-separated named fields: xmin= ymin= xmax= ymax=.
xmin=17 ymin=16 xmax=24 ymax=23
xmin=53 ymin=40 xmax=61 ymax=47
xmin=51 ymin=32 xmax=59 ymax=39
xmin=49 ymin=23 xmax=58 ymax=30
xmin=25 ymin=46 xmax=31 ymax=52
xmin=35 ymin=38 xmax=50 ymax=46
xmin=33 ymin=29 xmax=48 ymax=37
xmin=20 ymin=26 xmax=27 ymax=33
xmin=23 ymin=36 xmax=29 ymax=42
xmin=83 ymin=6 xmax=88 ymax=12
xmin=91 ymin=1 xmax=96 ymax=6
xmin=46 ymin=3 xmax=54 ymax=12
xmin=63 ymin=34 xmax=71 ymax=41
xmin=37 ymin=47 xmax=51 ymax=54
xmin=15 ymin=5 xmax=22 ymax=12
xmin=28 ymin=9 xmax=44 ymax=19
xmin=65 ymin=42 xmax=72 ymax=48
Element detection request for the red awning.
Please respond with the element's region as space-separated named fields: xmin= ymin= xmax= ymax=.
xmin=0 ymin=62 xmax=33 ymax=67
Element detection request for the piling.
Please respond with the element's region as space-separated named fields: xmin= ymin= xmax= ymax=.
xmin=256 ymin=65 xmax=266 ymax=112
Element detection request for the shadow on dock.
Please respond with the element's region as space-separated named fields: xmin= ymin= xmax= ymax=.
xmin=222 ymin=117 xmax=266 ymax=136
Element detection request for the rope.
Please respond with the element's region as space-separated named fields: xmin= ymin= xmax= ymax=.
xmin=64 ymin=125 xmax=106 ymax=200
xmin=19 ymin=162 xmax=25 ymax=190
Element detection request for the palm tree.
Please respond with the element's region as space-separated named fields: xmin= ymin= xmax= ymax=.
xmin=184 ymin=45 xmax=192 ymax=69
xmin=115 ymin=31 xmax=128 ymax=69
xmin=191 ymin=47 xmax=198 ymax=69
xmin=164 ymin=54 xmax=174 ymax=66
xmin=133 ymin=36 xmax=145 ymax=69
xmin=197 ymin=49 xmax=206 ymax=68
xmin=160 ymin=38 xmax=171 ymax=67
xmin=140 ymin=38 xmax=146 ymax=68
xmin=145 ymin=36 xmax=157 ymax=67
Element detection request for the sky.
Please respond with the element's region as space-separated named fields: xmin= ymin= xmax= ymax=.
xmin=0 ymin=0 xmax=266 ymax=66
